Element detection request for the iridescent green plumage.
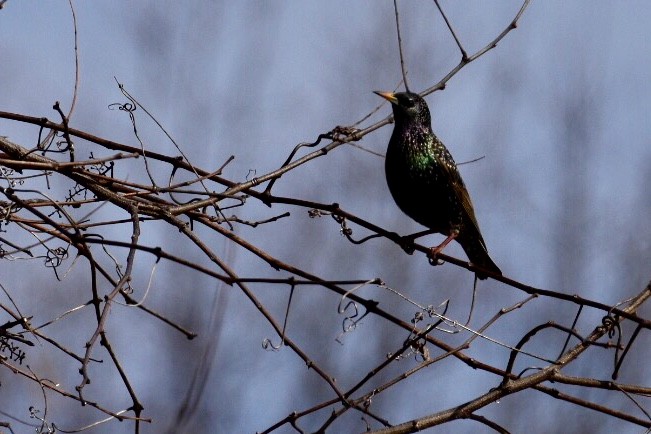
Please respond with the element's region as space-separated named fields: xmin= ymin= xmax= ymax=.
xmin=375 ymin=91 xmax=501 ymax=279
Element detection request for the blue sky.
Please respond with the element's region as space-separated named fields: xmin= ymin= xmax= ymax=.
xmin=1 ymin=2 xmax=650 ymax=433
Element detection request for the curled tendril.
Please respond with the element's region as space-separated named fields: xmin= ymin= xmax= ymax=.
xmin=108 ymin=102 xmax=137 ymax=114
xmin=262 ymin=281 xmax=296 ymax=351
xmin=331 ymin=214 xmax=382 ymax=245
xmin=427 ymin=300 xmax=450 ymax=318
xmin=335 ymin=280 xmax=377 ymax=343
xmin=602 ymin=310 xmax=626 ymax=379
xmin=245 ymin=169 xmax=257 ymax=182
xmin=44 ymin=246 xmax=69 ymax=269
xmin=108 ymin=102 xmax=138 ymax=132
xmin=262 ymin=338 xmax=282 ymax=352
xmin=601 ymin=313 xmax=620 ymax=339
xmin=337 ymin=300 xmax=361 ymax=341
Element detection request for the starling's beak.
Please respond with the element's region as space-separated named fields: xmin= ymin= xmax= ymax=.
xmin=373 ymin=91 xmax=398 ymax=105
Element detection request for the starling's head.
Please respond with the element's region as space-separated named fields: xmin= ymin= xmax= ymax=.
xmin=374 ymin=91 xmax=431 ymax=128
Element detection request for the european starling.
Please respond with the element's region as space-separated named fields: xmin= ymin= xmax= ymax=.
xmin=374 ymin=91 xmax=501 ymax=279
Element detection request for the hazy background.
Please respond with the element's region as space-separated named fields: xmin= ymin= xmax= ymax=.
xmin=1 ymin=1 xmax=650 ymax=433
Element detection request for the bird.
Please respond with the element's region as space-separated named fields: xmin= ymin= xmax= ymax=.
xmin=374 ymin=90 xmax=501 ymax=279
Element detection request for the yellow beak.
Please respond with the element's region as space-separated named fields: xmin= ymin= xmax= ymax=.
xmin=373 ymin=91 xmax=398 ymax=104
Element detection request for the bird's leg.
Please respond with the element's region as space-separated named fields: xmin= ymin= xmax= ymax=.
xmin=427 ymin=229 xmax=459 ymax=266
xmin=397 ymin=229 xmax=437 ymax=254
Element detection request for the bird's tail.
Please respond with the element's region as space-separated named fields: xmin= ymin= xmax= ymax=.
xmin=458 ymin=232 xmax=502 ymax=280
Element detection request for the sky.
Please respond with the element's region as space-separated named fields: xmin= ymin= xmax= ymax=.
xmin=1 ymin=1 xmax=650 ymax=433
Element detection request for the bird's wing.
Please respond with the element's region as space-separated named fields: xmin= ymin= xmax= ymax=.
xmin=435 ymin=143 xmax=488 ymax=249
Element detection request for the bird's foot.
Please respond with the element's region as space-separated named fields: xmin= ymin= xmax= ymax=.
xmin=427 ymin=247 xmax=445 ymax=266
xmin=426 ymin=230 xmax=458 ymax=266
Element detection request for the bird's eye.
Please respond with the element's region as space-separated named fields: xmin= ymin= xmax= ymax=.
xmin=403 ymin=96 xmax=416 ymax=108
